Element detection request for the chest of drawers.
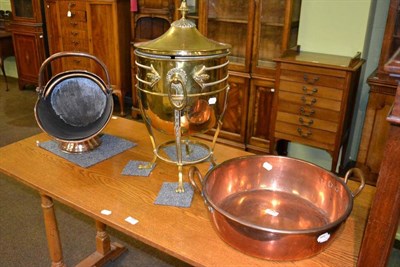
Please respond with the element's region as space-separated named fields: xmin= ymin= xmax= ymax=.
xmin=270 ymin=51 xmax=364 ymax=171
xmin=44 ymin=0 xmax=131 ymax=115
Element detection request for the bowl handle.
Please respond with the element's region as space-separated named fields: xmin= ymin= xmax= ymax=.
xmin=188 ymin=166 xmax=204 ymax=193
xmin=344 ymin=168 xmax=366 ymax=198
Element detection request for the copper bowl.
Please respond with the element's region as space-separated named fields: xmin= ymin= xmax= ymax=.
xmin=189 ymin=155 xmax=365 ymax=260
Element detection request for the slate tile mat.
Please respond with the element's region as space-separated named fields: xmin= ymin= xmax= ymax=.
xmin=121 ymin=160 xmax=155 ymax=177
xmin=39 ymin=134 xmax=136 ymax=168
xmin=154 ymin=182 xmax=194 ymax=208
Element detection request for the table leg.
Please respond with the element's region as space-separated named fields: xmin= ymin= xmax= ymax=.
xmin=75 ymin=220 xmax=127 ymax=267
xmin=40 ymin=194 xmax=66 ymax=267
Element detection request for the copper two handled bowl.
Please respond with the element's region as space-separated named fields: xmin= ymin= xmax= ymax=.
xmin=189 ymin=155 xmax=365 ymax=261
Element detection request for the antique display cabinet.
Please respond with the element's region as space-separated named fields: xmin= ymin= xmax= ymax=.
xmin=131 ymin=0 xmax=302 ymax=151
xmin=44 ymin=0 xmax=131 ymax=115
xmin=356 ymin=0 xmax=400 ymax=185
xmin=9 ymin=0 xmax=47 ymax=90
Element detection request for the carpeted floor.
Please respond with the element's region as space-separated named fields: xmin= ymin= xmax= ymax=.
xmin=1 ymin=77 xmax=400 ymax=266
xmin=0 ymin=78 xmax=189 ymax=267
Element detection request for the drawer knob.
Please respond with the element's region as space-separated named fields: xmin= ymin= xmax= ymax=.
xmin=71 ymin=31 xmax=78 ymax=36
xmin=301 ymin=96 xmax=317 ymax=106
xmin=303 ymin=74 xmax=320 ymax=84
xmin=299 ymin=107 xmax=315 ymax=117
xmin=297 ymin=127 xmax=312 ymax=138
xmin=302 ymin=86 xmax=318 ymax=95
xmin=70 ymin=21 xmax=78 ymax=26
xmin=299 ymin=117 xmax=314 ymax=126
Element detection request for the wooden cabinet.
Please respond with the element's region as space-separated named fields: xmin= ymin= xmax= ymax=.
xmin=44 ymin=0 xmax=131 ymax=115
xmin=271 ymin=51 xmax=364 ymax=171
xmin=357 ymin=0 xmax=400 ymax=184
xmin=9 ymin=0 xmax=47 ymax=90
xmin=131 ymin=0 xmax=302 ymax=151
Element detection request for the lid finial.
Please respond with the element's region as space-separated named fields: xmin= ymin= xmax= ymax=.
xmin=178 ymin=0 xmax=189 ymax=19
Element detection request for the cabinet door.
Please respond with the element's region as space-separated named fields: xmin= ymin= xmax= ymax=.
xmin=219 ymin=75 xmax=249 ymax=146
xmin=87 ymin=1 xmax=119 ymax=87
xmin=204 ymin=0 xmax=255 ymax=73
xmin=44 ymin=0 xmax=63 ymax=73
xmin=251 ymin=0 xmax=301 ymax=78
xmin=246 ymin=78 xmax=275 ymax=153
xmin=12 ymin=30 xmax=46 ymax=86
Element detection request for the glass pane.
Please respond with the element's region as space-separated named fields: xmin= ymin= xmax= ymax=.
xmin=258 ymin=25 xmax=283 ymax=68
xmin=13 ymin=0 xmax=34 ymax=18
xmin=187 ymin=0 xmax=199 ymax=27
xmin=208 ymin=0 xmax=249 ymax=21
xmin=208 ymin=0 xmax=249 ymax=66
xmin=136 ymin=17 xmax=170 ymax=41
xmin=208 ymin=21 xmax=247 ymax=65
xmin=256 ymin=0 xmax=286 ymax=68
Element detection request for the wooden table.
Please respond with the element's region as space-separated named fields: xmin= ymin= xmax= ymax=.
xmin=0 ymin=117 xmax=375 ymax=266
xmin=0 ymin=30 xmax=14 ymax=91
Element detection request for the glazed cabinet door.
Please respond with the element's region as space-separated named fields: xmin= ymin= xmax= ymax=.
xmin=251 ymin=0 xmax=301 ymax=78
xmin=246 ymin=78 xmax=275 ymax=153
xmin=202 ymin=0 xmax=255 ymax=73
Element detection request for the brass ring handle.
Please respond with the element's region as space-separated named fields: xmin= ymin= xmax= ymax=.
xmin=301 ymin=96 xmax=317 ymax=106
xmin=299 ymin=107 xmax=315 ymax=117
xmin=168 ymin=75 xmax=187 ymax=110
xmin=303 ymin=74 xmax=320 ymax=84
xmin=299 ymin=117 xmax=314 ymax=126
xmin=167 ymin=68 xmax=188 ymax=110
xmin=344 ymin=168 xmax=366 ymax=198
xmin=297 ymin=127 xmax=312 ymax=138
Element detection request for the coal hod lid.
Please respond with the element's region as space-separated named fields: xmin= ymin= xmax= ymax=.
xmin=134 ymin=0 xmax=231 ymax=57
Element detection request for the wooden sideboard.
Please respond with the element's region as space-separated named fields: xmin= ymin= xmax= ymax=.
xmin=271 ymin=50 xmax=364 ymax=172
xmin=44 ymin=0 xmax=131 ymax=116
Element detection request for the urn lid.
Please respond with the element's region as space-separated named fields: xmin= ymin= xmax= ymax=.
xmin=134 ymin=0 xmax=231 ymax=57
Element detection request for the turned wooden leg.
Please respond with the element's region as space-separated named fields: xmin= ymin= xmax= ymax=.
xmin=40 ymin=194 xmax=66 ymax=267
xmin=75 ymin=220 xmax=127 ymax=267
xmin=95 ymin=221 xmax=111 ymax=255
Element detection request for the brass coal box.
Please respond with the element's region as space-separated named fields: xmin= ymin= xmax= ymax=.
xmin=134 ymin=0 xmax=231 ymax=192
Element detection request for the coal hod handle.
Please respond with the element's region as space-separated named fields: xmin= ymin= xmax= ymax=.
xmin=36 ymin=51 xmax=112 ymax=96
